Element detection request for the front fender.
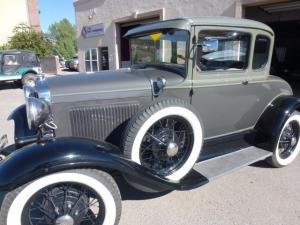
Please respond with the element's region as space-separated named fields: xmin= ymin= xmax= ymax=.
xmin=7 ymin=104 xmax=38 ymax=148
xmin=0 ymin=138 xmax=180 ymax=192
xmin=255 ymin=95 xmax=300 ymax=150
xmin=17 ymin=67 xmax=37 ymax=76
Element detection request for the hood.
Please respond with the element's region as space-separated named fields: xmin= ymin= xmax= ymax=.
xmin=47 ymin=69 xmax=152 ymax=103
xmin=47 ymin=68 xmax=184 ymax=103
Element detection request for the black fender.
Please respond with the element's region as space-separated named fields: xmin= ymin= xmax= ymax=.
xmin=0 ymin=138 xmax=196 ymax=192
xmin=7 ymin=104 xmax=38 ymax=148
xmin=255 ymin=95 xmax=300 ymax=150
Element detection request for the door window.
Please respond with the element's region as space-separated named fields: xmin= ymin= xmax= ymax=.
xmin=98 ymin=47 xmax=109 ymax=70
xmin=3 ymin=54 xmax=21 ymax=65
xmin=23 ymin=53 xmax=38 ymax=66
xmin=196 ymin=30 xmax=251 ymax=72
xmin=253 ymin=35 xmax=270 ymax=70
xmin=85 ymin=48 xmax=99 ymax=72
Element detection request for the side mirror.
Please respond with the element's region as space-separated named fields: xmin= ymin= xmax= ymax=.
xmin=202 ymin=39 xmax=219 ymax=53
xmin=192 ymin=36 xmax=219 ymax=53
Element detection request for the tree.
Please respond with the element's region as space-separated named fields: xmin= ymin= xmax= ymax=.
xmin=0 ymin=43 xmax=9 ymax=51
xmin=8 ymin=23 xmax=53 ymax=56
xmin=48 ymin=18 xmax=76 ymax=59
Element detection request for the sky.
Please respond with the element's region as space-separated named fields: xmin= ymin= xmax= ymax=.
xmin=39 ymin=0 xmax=76 ymax=32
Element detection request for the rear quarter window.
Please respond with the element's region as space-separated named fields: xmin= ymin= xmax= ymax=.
xmin=253 ymin=35 xmax=270 ymax=70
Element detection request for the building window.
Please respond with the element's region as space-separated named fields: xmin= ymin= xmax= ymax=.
xmin=85 ymin=48 xmax=99 ymax=72
xmin=196 ymin=30 xmax=251 ymax=72
xmin=253 ymin=35 xmax=270 ymax=70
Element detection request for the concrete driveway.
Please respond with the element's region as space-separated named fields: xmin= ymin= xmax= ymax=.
xmin=0 ymin=81 xmax=299 ymax=225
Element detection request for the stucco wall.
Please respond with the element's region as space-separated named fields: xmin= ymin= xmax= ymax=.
xmin=0 ymin=0 xmax=29 ymax=44
xmin=75 ymin=0 xmax=239 ymax=71
xmin=0 ymin=0 xmax=40 ymax=45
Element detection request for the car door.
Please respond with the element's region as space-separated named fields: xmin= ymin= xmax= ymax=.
xmin=191 ymin=27 xmax=266 ymax=139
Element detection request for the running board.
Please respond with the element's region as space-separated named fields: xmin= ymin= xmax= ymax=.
xmin=193 ymin=146 xmax=272 ymax=182
xmin=179 ymin=146 xmax=272 ymax=190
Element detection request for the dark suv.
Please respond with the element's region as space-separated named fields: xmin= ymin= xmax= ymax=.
xmin=0 ymin=50 xmax=41 ymax=86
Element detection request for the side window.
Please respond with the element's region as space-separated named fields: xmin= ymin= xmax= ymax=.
xmin=196 ymin=30 xmax=251 ymax=72
xmin=253 ymin=35 xmax=270 ymax=70
xmin=23 ymin=53 xmax=38 ymax=66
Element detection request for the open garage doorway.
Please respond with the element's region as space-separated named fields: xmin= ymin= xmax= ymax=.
xmin=244 ymin=1 xmax=300 ymax=95
xmin=116 ymin=16 xmax=160 ymax=68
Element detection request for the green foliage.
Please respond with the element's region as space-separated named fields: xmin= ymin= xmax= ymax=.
xmin=48 ymin=18 xmax=76 ymax=59
xmin=0 ymin=43 xmax=9 ymax=51
xmin=8 ymin=23 xmax=53 ymax=56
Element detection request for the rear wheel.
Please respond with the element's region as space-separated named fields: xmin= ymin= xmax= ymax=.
xmin=0 ymin=169 xmax=121 ymax=225
xmin=268 ymin=111 xmax=300 ymax=167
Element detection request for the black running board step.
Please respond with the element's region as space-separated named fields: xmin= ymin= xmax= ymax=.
xmin=193 ymin=146 xmax=272 ymax=182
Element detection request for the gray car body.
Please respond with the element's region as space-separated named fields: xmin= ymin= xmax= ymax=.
xmin=45 ymin=17 xmax=291 ymax=146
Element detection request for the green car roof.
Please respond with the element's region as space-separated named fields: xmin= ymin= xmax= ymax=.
xmin=124 ymin=17 xmax=274 ymax=37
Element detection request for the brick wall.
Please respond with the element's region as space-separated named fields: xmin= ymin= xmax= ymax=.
xmin=40 ymin=56 xmax=61 ymax=74
xmin=27 ymin=0 xmax=41 ymax=31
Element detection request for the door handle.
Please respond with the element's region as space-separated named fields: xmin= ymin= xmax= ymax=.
xmin=242 ymin=80 xmax=249 ymax=85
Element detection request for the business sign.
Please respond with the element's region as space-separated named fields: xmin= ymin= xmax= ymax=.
xmin=81 ymin=23 xmax=105 ymax=38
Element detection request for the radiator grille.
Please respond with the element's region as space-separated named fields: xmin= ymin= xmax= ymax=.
xmin=70 ymin=103 xmax=139 ymax=141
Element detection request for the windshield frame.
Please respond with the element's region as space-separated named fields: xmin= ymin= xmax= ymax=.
xmin=129 ymin=29 xmax=190 ymax=76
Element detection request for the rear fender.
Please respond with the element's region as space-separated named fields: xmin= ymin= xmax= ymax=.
xmin=0 ymin=138 xmax=179 ymax=192
xmin=255 ymin=95 xmax=300 ymax=150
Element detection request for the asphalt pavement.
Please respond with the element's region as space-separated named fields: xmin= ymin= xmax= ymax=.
xmin=0 ymin=80 xmax=299 ymax=225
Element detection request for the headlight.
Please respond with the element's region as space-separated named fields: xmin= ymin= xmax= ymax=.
xmin=24 ymin=75 xmax=52 ymax=129
xmin=26 ymin=97 xmax=50 ymax=129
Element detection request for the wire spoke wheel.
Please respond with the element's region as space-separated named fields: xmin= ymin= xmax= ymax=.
xmin=140 ymin=116 xmax=194 ymax=176
xmin=278 ymin=120 xmax=300 ymax=160
xmin=22 ymin=182 xmax=105 ymax=225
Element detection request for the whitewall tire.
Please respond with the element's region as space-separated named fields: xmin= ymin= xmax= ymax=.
xmin=0 ymin=169 xmax=122 ymax=225
xmin=123 ymin=99 xmax=203 ymax=182
xmin=268 ymin=111 xmax=300 ymax=167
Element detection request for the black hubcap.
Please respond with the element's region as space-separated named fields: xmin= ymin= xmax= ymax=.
xmin=22 ymin=183 xmax=105 ymax=225
xmin=278 ymin=121 xmax=299 ymax=159
xmin=140 ymin=116 xmax=194 ymax=176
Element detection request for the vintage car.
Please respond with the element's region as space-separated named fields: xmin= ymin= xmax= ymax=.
xmin=65 ymin=56 xmax=79 ymax=71
xmin=0 ymin=50 xmax=41 ymax=86
xmin=0 ymin=17 xmax=299 ymax=225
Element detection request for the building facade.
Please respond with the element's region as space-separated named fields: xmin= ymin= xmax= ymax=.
xmin=74 ymin=0 xmax=299 ymax=73
xmin=0 ymin=0 xmax=40 ymax=45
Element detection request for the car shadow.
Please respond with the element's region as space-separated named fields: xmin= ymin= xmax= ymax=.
xmin=114 ymin=175 xmax=171 ymax=201
xmin=0 ymin=81 xmax=20 ymax=90
xmin=249 ymin=160 xmax=273 ymax=168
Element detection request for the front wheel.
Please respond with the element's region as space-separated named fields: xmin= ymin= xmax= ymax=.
xmin=21 ymin=73 xmax=36 ymax=87
xmin=123 ymin=99 xmax=203 ymax=182
xmin=268 ymin=111 xmax=300 ymax=167
xmin=0 ymin=169 xmax=121 ymax=225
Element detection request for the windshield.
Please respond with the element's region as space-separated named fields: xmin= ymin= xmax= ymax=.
xmin=130 ymin=29 xmax=189 ymax=70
